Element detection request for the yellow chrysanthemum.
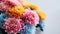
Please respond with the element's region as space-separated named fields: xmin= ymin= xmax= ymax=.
xmin=7 ymin=6 xmax=24 ymax=18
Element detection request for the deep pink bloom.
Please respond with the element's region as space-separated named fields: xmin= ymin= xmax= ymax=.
xmin=3 ymin=18 xmax=24 ymax=34
xmin=23 ymin=9 xmax=39 ymax=26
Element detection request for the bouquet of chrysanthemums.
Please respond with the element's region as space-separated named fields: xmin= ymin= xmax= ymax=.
xmin=0 ymin=0 xmax=45 ymax=34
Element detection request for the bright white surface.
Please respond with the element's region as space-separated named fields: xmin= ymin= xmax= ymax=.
xmin=26 ymin=0 xmax=60 ymax=34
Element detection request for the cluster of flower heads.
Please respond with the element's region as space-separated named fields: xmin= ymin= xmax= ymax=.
xmin=0 ymin=0 xmax=45 ymax=34
xmin=0 ymin=9 xmax=41 ymax=34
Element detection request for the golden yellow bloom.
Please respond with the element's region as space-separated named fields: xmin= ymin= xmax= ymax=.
xmin=7 ymin=6 xmax=24 ymax=18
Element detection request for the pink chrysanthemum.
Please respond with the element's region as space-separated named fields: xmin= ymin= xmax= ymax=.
xmin=23 ymin=9 xmax=39 ymax=26
xmin=0 ymin=0 xmax=22 ymax=11
xmin=3 ymin=18 xmax=24 ymax=34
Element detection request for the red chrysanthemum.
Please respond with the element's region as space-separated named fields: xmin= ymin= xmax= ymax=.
xmin=23 ymin=9 xmax=39 ymax=26
xmin=3 ymin=18 xmax=24 ymax=34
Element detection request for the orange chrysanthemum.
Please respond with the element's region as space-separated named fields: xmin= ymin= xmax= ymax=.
xmin=7 ymin=6 xmax=24 ymax=18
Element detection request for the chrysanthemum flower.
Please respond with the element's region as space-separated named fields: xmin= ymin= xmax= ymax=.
xmin=23 ymin=9 xmax=39 ymax=26
xmin=20 ymin=24 xmax=36 ymax=34
xmin=7 ymin=6 xmax=24 ymax=18
xmin=3 ymin=18 xmax=24 ymax=34
xmin=0 ymin=0 xmax=22 ymax=11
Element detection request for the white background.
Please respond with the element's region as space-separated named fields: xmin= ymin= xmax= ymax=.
xmin=25 ymin=0 xmax=60 ymax=34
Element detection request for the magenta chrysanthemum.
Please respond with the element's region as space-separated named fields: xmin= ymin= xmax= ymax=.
xmin=23 ymin=9 xmax=39 ymax=26
xmin=3 ymin=18 xmax=24 ymax=34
